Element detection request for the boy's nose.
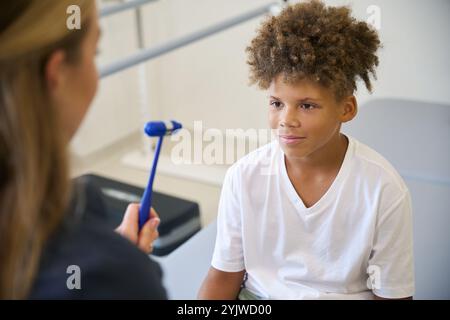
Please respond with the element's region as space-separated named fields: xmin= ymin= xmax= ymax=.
xmin=280 ymin=106 xmax=301 ymax=128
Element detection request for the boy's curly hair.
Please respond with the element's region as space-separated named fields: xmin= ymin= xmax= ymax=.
xmin=246 ymin=0 xmax=381 ymax=101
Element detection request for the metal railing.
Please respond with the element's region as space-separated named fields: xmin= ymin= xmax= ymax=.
xmin=100 ymin=0 xmax=157 ymax=17
xmin=99 ymin=2 xmax=278 ymax=78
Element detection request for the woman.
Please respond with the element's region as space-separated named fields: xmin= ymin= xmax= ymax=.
xmin=0 ymin=1 xmax=166 ymax=299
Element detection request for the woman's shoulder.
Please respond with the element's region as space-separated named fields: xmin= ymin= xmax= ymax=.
xmin=29 ymin=185 xmax=167 ymax=299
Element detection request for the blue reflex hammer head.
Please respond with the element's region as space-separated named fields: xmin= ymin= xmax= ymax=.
xmin=139 ymin=120 xmax=182 ymax=231
xmin=144 ymin=120 xmax=182 ymax=137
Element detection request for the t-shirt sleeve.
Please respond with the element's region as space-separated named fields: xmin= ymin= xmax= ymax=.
xmin=211 ymin=166 xmax=245 ymax=272
xmin=368 ymin=190 xmax=415 ymax=299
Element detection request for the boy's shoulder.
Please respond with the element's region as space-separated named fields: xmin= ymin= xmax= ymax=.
xmin=224 ymin=136 xmax=409 ymax=200
xmin=227 ymin=140 xmax=279 ymax=175
xmin=350 ymin=136 xmax=409 ymax=194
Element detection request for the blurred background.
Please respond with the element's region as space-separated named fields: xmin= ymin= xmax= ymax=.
xmin=70 ymin=0 xmax=450 ymax=299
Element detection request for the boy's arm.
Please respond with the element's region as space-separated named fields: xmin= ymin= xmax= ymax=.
xmin=198 ymin=267 xmax=245 ymax=300
xmin=369 ymin=190 xmax=415 ymax=299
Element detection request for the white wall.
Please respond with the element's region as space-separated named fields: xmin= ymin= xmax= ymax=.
xmin=71 ymin=0 xmax=450 ymax=157
xmin=70 ymin=0 xmax=450 ymax=299
xmin=344 ymin=0 xmax=450 ymax=106
xmin=139 ymin=0 xmax=271 ymax=133
xmin=70 ymin=7 xmax=144 ymax=157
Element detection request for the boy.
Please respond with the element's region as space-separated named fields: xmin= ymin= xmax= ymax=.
xmin=198 ymin=0 xmax=414 ymax=299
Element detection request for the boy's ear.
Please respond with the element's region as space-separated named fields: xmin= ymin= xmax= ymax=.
xmin=340 ymin=95 xmax=358 ymax=123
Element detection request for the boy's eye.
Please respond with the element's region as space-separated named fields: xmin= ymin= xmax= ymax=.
xmin=270 ymin=101 xmax=283 ymax=109
xmin=301 ymin=103 xmax=315 ymax=110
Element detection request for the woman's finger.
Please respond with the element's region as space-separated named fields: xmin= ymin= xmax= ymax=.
xmin=150 ymin=207 xmax=159 ymax=219
xmin=138 ymin=217 xmax=160 ymax=254
xmin=116 ymin=203 xmax=140 ymax=244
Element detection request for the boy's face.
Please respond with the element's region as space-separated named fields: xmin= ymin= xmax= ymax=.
xmin=268 ymin=75 xmax=355 ymax=161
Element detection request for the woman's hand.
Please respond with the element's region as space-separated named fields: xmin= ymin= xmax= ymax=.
xmin=115 ymin=203 xmax=160 ymax=254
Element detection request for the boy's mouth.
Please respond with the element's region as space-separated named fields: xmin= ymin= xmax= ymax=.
xmin=278 ymin=135 xmax=307 ymax=145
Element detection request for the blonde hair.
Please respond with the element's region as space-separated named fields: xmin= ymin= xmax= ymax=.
xmin=0 ymin=0 xmax=94 ymax=299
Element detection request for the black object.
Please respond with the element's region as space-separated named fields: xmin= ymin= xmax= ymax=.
xmin=79 ymin=174 xmax=201 ymax=256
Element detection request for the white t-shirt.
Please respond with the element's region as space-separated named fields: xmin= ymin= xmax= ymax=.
xmin=211 ymin=135 xmax=414 ymax=299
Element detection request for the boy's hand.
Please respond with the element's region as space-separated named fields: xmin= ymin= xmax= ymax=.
xmin=115 ymin=203 xmax=160 ymax=254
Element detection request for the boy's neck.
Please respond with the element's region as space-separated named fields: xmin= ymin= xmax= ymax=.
xmin=285 ymin=133 xmax=349 ymax=174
